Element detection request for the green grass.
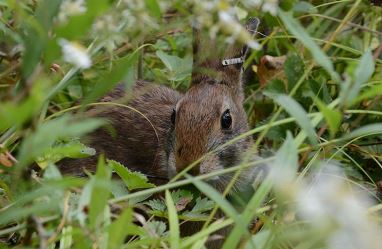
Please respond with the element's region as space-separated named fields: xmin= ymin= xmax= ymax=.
xmin=1 ymin=0 xmax=382 ymax=248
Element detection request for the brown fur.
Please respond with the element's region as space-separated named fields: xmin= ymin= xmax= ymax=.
xmin=59 ymin=82 xmax=182 ymax=185
xmin=58 ymin=17 xmax=264 ymax=248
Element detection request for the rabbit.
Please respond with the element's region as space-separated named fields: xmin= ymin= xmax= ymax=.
xmin=58 ymin=17 xmax=265 ymax=248
xmin=59 ymin=17 xmax=264 ymax=188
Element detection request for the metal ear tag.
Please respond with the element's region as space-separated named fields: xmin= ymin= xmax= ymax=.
xmin=222 ymin=57 xmax=244 ymax=66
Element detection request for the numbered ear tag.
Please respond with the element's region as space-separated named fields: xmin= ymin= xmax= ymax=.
xmin=222 ymin=57 xmax=244 ymax=66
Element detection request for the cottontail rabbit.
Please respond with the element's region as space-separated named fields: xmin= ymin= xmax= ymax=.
xmin=59 ymin=17 xmax=263 ymax=188
xmin=59 ymin=16 xmax=263 ymax=248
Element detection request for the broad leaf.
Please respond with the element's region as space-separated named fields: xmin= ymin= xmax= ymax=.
xmin=108 ymin=160 xmax=155 ymax=190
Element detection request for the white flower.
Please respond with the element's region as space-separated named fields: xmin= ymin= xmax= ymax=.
xmin=58 ymin=0 xmax=87 ymax=22
xmin=262 ymin=0 xmax=279 ymax=16
xmin=58 ymin=39 xmax=91 ymax=69
xmin=297 ymin=164 xmax=382 ymax=249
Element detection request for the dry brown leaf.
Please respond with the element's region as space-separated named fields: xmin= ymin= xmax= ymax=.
xmin=257 ymin=55 xmax=287 ymax=87
xmin=175 ymin=196 xmax=192 ymax=212
xmin=0 ymin=153 xmax=13 ymax=167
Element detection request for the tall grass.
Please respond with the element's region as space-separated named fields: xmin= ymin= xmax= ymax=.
xmin=0 ymin=0 xmax=382 ymax=248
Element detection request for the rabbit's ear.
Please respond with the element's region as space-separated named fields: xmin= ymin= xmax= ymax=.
xmin=191 ymin=17 xmax=260 ymax=96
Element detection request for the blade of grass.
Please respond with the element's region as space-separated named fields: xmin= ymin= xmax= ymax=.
xmin=166 ymin=190 xmax=180 ymax=249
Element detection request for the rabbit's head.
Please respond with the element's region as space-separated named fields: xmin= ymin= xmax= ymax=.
xmin=167 ymin=18 xmax=262 ymax=192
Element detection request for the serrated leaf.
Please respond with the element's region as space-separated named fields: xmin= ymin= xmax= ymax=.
xmin=146 ymin=199 xmax=166 ymax=212
xmin=266 ymin=93 xmax=317 ymax=145
xmin=190 ymin=197 xmax=215 ymax=214
xmin=170 ymin=189 xmax=193 ymax=204
xmin=37 ymin=141 xmax=96 ymax=169
xmin=18 ymin=116 xmax=104 ymax=168
xmin=313 ymin=97 xmax=342 ymax=137
xmin=108 ymin=160 xmax=155 ymax=190
xmin=144 ymin=221 xmax=167 ymax=238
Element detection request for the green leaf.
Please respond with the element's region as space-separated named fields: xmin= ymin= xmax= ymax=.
xmin=280 ymin=0 xmax=296 ymax=11
xmin=35 ymin=0 xmax=63 ymax=31
xmin=36 ymin=141 xmax=96 ymax=169
xmin=56 ymin=0 xmax=110 ymax=39
xmin=278 ymin=10 xmax=340 ymax=82
xmin=156 ymin=50 xmax=192 ymax=81
xmin=21 ymin=0 xmax=62 ymax=78
xmin=89 ymin=155 xmax=112 ymax=228
xmin=108 ymin=208 xmax=135 ymax=249
xmin=190 ymin=197 xmax=215 ymax=214
xmin=60 ymin=226 xmax=73 ymax=249
xmin=146 ymin=199 xmax=166 ymax=212
xmin=145 ymin=0 xmax=161 ymax=19
xmin=274 ymin=132 xmax=299 ymax=179
xmin=108 ymin=160 xmax=155 ymax=190
xmin=170 ymin=189 xmax=193 ymax=204
xmin=313 ymin=97 xmax=342 ymax=137
xmin=341 ymin=50 xmax=375 ymax=106
xmin=0 ymin=78 xmax=47 ymax=132
xmin=284 ymin=54 xmax=305 ymax=91
xmin=82 ymin=52 xmax=139 ymax=106
xmin=353 ymin=84 xmax=382 ymax=104
xmin=265 ymin=79 xmax=288 ymax=94
xmin=181 ymin=219 xmax=233 ymax=248
xmin=245 ymin=230 xmax=274 ymax=249
xmin=266 ymin=93 xmax=317 ymax=145
xmin=0 ymin=184 xmax=67 ymax=226
xmin=166 ymin=190 xmax=180 ymax=249
xmin=43 ymin=163 xmax=63 ymax=180
xmin=343 ymin=123 xmax=382 ymax=140
xmin=186 ymin=174 xmax=251 ymax=244
xmin=293 ymin=1 xmax=317 ymax=13
xmin=223 ymin=176 xmax=273 ymax=249
xmin=144 ymin=221 xmax=167 ymax=237
xmin=18 ymin=116 xmax=104 ymax=168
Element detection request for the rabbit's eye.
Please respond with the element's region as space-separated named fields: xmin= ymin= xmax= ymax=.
xmin=171 ymin=109 xmax=176 ymax=125
xmin=221 ymin=109 xmax=232 ymax=129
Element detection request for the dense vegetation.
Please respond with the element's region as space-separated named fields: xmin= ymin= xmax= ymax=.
xmin=0 ymin=0 xmax=382 ymax=248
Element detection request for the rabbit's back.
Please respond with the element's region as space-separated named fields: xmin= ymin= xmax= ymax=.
xmin=59 ymin=82 xmax=182 ymax=184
